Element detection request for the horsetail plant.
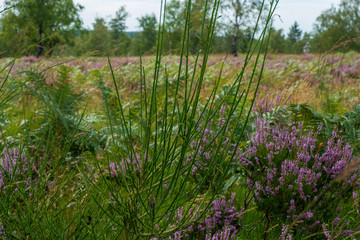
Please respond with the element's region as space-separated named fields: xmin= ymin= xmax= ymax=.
xmin=89 ymin=0 xmax=280 ymax=239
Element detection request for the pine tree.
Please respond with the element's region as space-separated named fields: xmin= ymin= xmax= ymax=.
xmin=288 ymin=21 xmax=302 ymax=43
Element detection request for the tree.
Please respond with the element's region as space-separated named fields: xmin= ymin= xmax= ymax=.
xmin=109 ymin=6 xmax=128 ymax=39
xmin=66 ymin=29 xmax=90 ymax=56
xmin=109 ymin=6 xmax=131 ymax=55
xmin=137 ymin=14 xmax=157 ymax=54
xmin=222 ymin=0 xmax=265 ymax=56
xmin=86 ymin=18 xmax=111 ymax=54
xmin=188 ymin=0 xmax=211 ymax=53
xmin=2 ymin=0 xmax=83 ymax=57
xmin=164 ymin=0 xmax=218 ymax=54
xmin=164 ymin=0 xmax=185 ymax=53
xmin=312 ymin=0 xmax=360 ymax=52
xmin=287 ymin=21 xmax=302 ymax=43
xmin=268 ymin=28 xmax=288 ymax=53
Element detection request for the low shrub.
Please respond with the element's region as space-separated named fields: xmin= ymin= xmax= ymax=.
xmin=239 ymin=118 xmax=360 ymax=237
xmin=151 ymin=194 xmax=240 ymax=240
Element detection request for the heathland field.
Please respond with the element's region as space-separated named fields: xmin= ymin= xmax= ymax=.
xmin=0 ymin=51 xmax=359 ymax=239
xmin=1 ymin=0 xmax=360 ymax=239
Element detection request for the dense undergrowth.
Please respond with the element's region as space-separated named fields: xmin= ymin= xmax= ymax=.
xmin=0 ymin=0 xmax=360 ymax=239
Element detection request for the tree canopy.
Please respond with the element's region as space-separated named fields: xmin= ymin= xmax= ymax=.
xmin=1 ymin=0 xmax=360 ymax=56
xmin=288 ymin=21 xmax=302 ymax=43
xmin=110 ymin=6 xmax=128 ymax=39
xmin=137 ymin=14 xmax=158 ymax=54
xmin=222 ymin=0 xmax=267 ymax=56
xmin=312 ymin=0 xmax=360 ymax=52
xmin=1 ymin=0 xmax=83 ymax=56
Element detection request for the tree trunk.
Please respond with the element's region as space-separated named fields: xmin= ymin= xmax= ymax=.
xmin=232 ymin=20 xmax=240 ymax=57
xmin=37 ymin=25 xmax=44 ymax=57
xmin=232 ymin=35 xmax=238 ymax=57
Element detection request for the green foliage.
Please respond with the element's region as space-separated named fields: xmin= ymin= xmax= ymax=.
xmin=64 ymin=29 xmax=90 ymax=56
xmin=287 ymin=21 xmax=302 ymax=43
xmin=268 ymin=28 xmax=289 ymax=53
xmin=2 ymin=0 xmax=83 ymax=57
xmin=163 ymin=0 xmax=185 ymax=53
xmin=86 ymin=18 xmax=112 ymax=54
xmin=92 ymin=0 xmax=278 ymax=238
xmin=109 ymin=7 xmax=131 ymax=56
xmin=109 ymin=6 xmax=128 ymax=39
xmin=339 ymin=105 xmax=360 ymax=154
xmin=3 ymin=0 xmax=360 ymax=239
xmin=0 ymin=9 xmax=31 ymax=56
xmin=137 ymin=14 xmax=158 ymax=54
xmin=24 ymin=65 xmax=104 ymax=157
xmin=312 ymin=0 xmax=360 ymax=52
xmin=221 ymin=0 xmax=266 ymax=55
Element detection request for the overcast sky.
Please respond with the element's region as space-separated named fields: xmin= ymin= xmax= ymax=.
xmin=1 ymin=0 xmax=343 ymax=33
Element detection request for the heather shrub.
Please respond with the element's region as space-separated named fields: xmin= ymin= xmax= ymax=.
xmin=108 ymin=149 xmax=148 ymax=180
xmin=0 ymin=146 xmax=54 ymax=238
xmin=185 ymin=106 xmax=232 ymax=187
xmin=252 ymin=93 xmax=290 ymax=116
xmin=0 ymin=147 xmax=42 ymax=194
xmin=239 ymin=118 xmax=360 ymax=237
xmin=0 ymin=224 xmax=5 ymax=239
xmin=151 ymin=194 xmax=240 ymax=240
xmin=95 ymin=0 xmax=279 ymax=236
xmin=21 ymin=56 xmax=43 ymax=64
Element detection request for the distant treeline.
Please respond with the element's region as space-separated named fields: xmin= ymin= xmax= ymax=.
xmin=0 ymin=0 xmax=359 ymax=57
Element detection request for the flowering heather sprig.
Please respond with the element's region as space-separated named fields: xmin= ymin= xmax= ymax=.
xmin=0 ymin=149 xmax=27 ymax=186
xmin=279 ymin=224 xmax=292 ymax=240
xmin=322 ymin=224 xmax=331 ymax=239
xmin=0 ymin=147 xmax=45 ymax=194
xmin=109 ymin=152 xmax=147 ymax=178
xmin=200 ymin=194 xmax=239 ymax=239
xmin=326 ymin=56 xmax=341 ymax=65
xmin=205 ymin=226 xmax=232 ymax=240
xmin=300 ymin=54 xmax=314 ymax=61
xmin=0 ymin=223 xmax=5 ymax=239
xmin=187 ymin=126 xmax=216 ymax=181
xmin=239 ymin=118 xmax=360 ymax=235
xmin=0 ymin=148 xmax=31 ymax=189
xmin=334 ymin=62 xmax=360 ymax=79
xmin=185 ymin=108 xmax=231 ymax=184
xmin=22 ymin=56 xmax=43 ymax=64
xmin=252 ymin=93 xmax=290 ymax=115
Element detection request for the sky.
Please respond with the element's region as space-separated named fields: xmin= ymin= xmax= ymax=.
xmin=1 ymin=0 xmax=343 ymax=33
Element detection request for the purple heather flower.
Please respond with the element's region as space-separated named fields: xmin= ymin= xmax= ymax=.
xmin=156 ymin=194 xmax=240 ymax=239
xmin=0 ymin=224 xmax=5 ymax=239
xmin=287 ymin=200 xmax=296 ymax=214
xmin=303 ymin=211 xmax=314 ymax=220
xmin=0 ymin=147 xmax=44 ymax=193
xmin=109 ymin=152 xmax=146 ymax=178
xmin=242 ymin=117 xmax=360 ymax=235
xmin=279 ymin=224 xmax=292 ymax=240
xmin=333 ymin=217 xmax=341 ymax=225
xmin=109 ymin=162 xmax=121 ymax=177
xmin=341 ymin=230 xmax=352 ymax=237
xmin=322 ymin=224 xmax=331 ymax=239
